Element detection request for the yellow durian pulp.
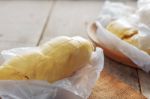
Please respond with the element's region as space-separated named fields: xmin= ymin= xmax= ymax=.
xmin=0 ymin=36 xmax=94 ymax=83
xmin=106 ymin=19 xmax=140 ymax=47
xmin=106 ymin=19 xmax=138 ymax=39
xmin=106 ymin=19 xmax=150 ymax=54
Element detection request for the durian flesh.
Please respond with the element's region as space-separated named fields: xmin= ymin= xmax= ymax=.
xmin=106 ymin=19 xmax=150 ymax=54
xmin=0 ymin=36 xmax=94 ymax=83
xmin=106 ymin=19 xmax=138 ymax=40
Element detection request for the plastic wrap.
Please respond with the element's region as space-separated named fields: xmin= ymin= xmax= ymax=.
xmin=0 ymin=46 xmax=104 ymax=99
xmin=95 ymin=1 xmax=150 ymax=72
xmin=137 ymin=0 xmax=150 ymax=8
xmin=137 ymin=0 xmax=150 ymax=27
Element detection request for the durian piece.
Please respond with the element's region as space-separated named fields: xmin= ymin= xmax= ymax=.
xmin=106 ymin=19 xmax=139 ymax=47
xmin=0 ymin=67 xmax=29 ymax=80
xmin=106 ymin=19 xmax=138 ymax=39
xmin=106 ymin=19 xmax=150 ymax=54
xmin=0 ymin=36 xmax=94 ymax=83
xmin=123 ymin=34 xmax=139 ymax=47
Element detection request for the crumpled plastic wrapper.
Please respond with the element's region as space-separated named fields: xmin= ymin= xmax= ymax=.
xmin=95 ymin=1 xmax=150 ymax=72
xmin=0 ymin=47 xmax=104 ymax=99
xmin=137 ymin=0 xmax=150 ymax=27
xmin=137 ymin=0 xmax=150 ymax=8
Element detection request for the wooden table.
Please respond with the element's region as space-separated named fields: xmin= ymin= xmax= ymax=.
xmin=0 ymin=0 xmax=149 ymax=98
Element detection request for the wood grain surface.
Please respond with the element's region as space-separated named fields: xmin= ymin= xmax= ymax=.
xmin=0 ymin=0 xmax=149 ymax=99
xmin=0 ymin=1 xmax=53 ymax=45
xmin=89 ymin=69 xmax=146 ymax=99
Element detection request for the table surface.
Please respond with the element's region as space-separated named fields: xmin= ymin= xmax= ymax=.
xmin=0 ymin=0 xmax=149 ymax=98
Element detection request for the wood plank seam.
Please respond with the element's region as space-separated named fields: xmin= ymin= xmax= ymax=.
xmin=36 ymin=1 xmax=56 ymax=46
xmin=136 ymin=69 xmax=142 ymax=94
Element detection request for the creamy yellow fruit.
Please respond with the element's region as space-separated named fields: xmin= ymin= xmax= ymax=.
xmin=123 ymin=34 xmax=139 ymax=48
xmin=106 ymin=19 xmax=150 ymax=54
xmin=0 ymin=36 xmax=94 ymax=83
xmin=106 ymin=19 xmax=138 ymax=40
xmin=106 ymin=19 xmax=139 ymax=47
xmin=0 ymin=67 xmax=29 ymax=80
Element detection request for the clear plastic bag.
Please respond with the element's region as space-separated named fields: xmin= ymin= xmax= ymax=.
xmin=95 ymin=1 xmax=150 ymax=72
xmin=137 ymin=0 xmax=150 ymax=8
xmin=137 ymin=0 xmax=150 ymax=27
xmin=0 ymin=46 xmax=104 ymax=99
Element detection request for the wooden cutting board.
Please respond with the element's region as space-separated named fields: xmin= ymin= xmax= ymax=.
xmin=89 ymin=70 xmax=146 ymax=99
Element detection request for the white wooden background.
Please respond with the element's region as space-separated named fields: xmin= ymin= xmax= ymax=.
xmin=0 ymin=0 xmax=149 ymax=98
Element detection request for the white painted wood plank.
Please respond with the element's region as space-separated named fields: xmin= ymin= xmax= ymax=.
xmin=0 ymin=1 xmax=52 ymax=45
xmin=0 ymin=1 xmax=54 ymax=66
xmin=40 ymin=1 xmax=102 ymax=44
